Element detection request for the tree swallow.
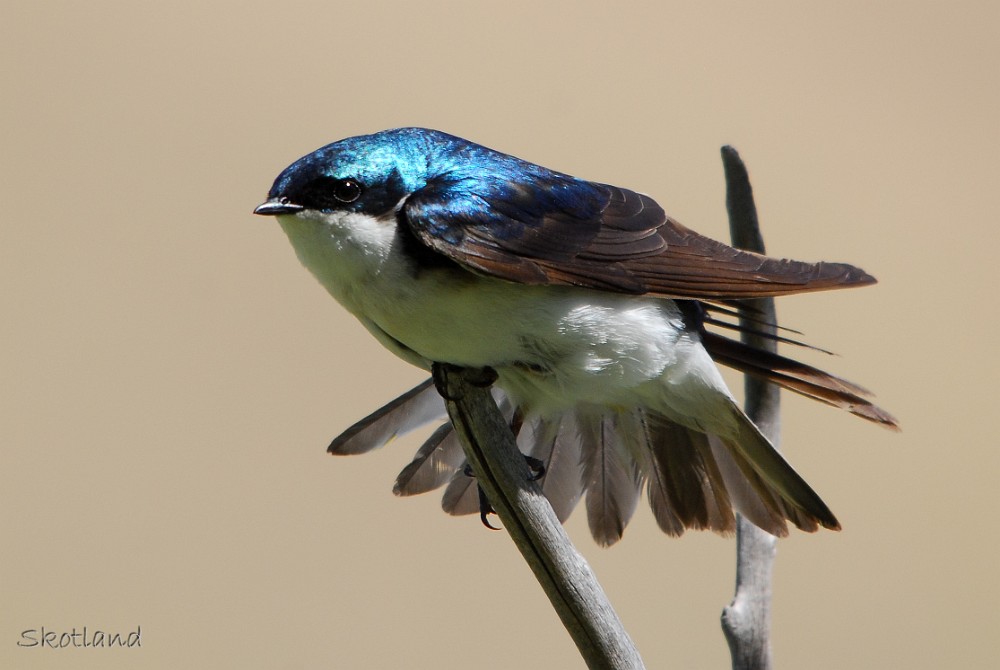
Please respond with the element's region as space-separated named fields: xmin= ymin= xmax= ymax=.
xmin=255 ymin=127 xmax=897 ymax=546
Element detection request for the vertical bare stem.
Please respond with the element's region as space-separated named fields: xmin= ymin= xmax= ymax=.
xmin=719 ymin=146 xmax=780 ymax=670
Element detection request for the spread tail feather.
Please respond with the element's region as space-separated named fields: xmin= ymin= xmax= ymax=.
xmin=392 ymin=423 xmax=464 ymax=496
xmin=327 ymin=378 xmax=446 ymax=454
xmin=578 ymin=413 xmax=644 ymax=546
xmin=712 ymin=402 xmax=841 ymax=533
xmin=521 ymin=415 xmax=586 ymax=523
xmin=634 ymin=414 xmax=736 ymax=536
xmin=328 ymin=380 xmax=842 ymax=543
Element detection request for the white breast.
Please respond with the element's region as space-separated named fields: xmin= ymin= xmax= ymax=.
xmin=277 ymin=209 xmax=731 ymax=419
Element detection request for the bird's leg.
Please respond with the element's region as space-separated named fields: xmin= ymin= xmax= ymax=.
xmin=469 ymin=459 xmax=543 ymax=530
xmin=460 ymin=462 xmax=501 ymax=530
xmin=470 ymin=470 xmax=572 ymax=530
xmin=477 ymin=483 xmax=501 ymax=530
xmin=431 ymin=362 xmax=462 ymax=401
xmin=510 ymin=407 xmax=545 ymax=480
xmin=438 ymin=366 xmax=541 ymax=529
xmin=431 ymin=363 xmax=497 ymax=400
xmin=524 ymin=455 xmax=546 ymax=481
xmin=464 ymin=366 xmax=498 ymax=388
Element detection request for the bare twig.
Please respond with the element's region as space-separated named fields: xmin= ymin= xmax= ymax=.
xmin=432 ymin=363 xmax=646 ymax=670
xmin=719 ymin=146 xmax=780 ymax=670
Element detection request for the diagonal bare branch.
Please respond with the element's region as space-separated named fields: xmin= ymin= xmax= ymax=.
xmin=432 ymin=363 xmax=646 ymax=670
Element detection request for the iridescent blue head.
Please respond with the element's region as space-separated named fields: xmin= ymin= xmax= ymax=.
xmin=254 ymin=128 xmax=441 ymax=218
xmin=253 ymin=127 xmax=606 ymax=222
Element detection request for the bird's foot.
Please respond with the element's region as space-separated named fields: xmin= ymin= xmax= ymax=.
xmin=477 ymin=485 xmax=501 ymax=530
xmin=524 ymin=455 xmax=545 ymax=481
xmin=465 ymin=366 xmax=498 ymax=388
xmin=431 ymin=363 xmax=498 ymax=400
xmin=462 ymin=452 xmax=545 ymax=531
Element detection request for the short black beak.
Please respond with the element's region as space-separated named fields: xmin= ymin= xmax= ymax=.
xmin=253 ymin=198 xmax=305 ymax=216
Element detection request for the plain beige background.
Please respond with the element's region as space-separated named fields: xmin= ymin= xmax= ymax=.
xmin=2 ymin=2 xmax=997 ymax=668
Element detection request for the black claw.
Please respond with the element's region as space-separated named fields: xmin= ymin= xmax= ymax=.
xmin=462 ymin=465 xmax=501 ymax=530
xmin=462 ymin=450 xmax=541 ymax=533
xmin=478 ymin=485 xmax=501 ymax=530
xmin=463 ymin=451 xmax=545 ymax=533
xmin=524 ymin=455 xmax=546 ymax=481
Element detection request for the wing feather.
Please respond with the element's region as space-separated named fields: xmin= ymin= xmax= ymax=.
xmin=702 ymin=332 xmax=900 ymax=428
xmin=403 ymin=174 xmax=875 ymax=300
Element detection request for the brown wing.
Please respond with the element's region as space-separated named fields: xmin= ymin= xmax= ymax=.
xmin=404 ymin=178 xmax=875 ymax=300
xmin=616 ymin=216 xmax=876 ymax=298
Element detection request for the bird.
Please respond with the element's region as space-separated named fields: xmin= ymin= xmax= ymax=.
xmin=254 ymin=127 xmax=897 ymax=546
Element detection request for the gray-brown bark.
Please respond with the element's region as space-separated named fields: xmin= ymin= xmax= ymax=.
xmin=719 ymin=145 xmax=780 ymax=670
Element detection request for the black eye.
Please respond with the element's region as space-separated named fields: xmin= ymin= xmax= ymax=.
xmin=294 ymin=176 xmax=365 ymax=210
xmin=333 ymin=178 xmax=362 ymax=203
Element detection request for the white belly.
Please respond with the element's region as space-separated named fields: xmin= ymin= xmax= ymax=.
xmin=278 ymin=209 xmax=734 ymax=420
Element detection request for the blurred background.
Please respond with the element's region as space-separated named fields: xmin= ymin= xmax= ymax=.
xmin=2 ymin=2 xmax=996 ymax=668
